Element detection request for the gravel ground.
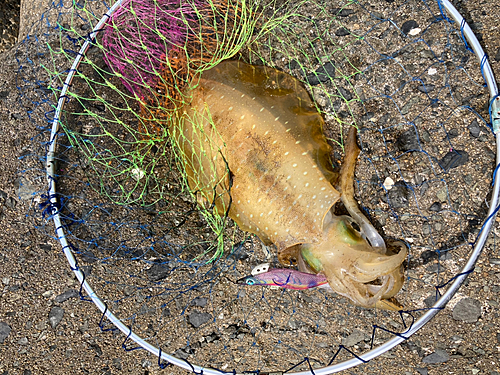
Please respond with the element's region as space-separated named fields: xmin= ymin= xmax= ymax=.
xmin=1 ymin=0 xmax=500 ymax=374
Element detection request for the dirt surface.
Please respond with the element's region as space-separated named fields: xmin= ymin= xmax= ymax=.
xmin=1 ymin=0 xmax=500 ymax=374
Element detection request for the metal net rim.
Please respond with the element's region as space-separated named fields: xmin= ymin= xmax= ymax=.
xmin=43 ymin=0 xmax=500 ymax=373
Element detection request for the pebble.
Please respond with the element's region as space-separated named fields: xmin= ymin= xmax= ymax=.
xmin=331 ymin=8 xmax=354 ymax=17
xmin=48 ymin=306 xmax=64 ymax=328
xmin=429 ymin=202 xmax=441 ymax=212
xmin=421 ymin=250 xmax=438 ymax=264
xmin=452 ymin=298 xmax=481 ymax=323
xmin=489 ymin=258 xmax=500 ymax=265
xmin=383 ymin=177 xmax=394 ymax=190
xmin=401 ymin=20 xmax=418 ymax=35
xmin=401 ymin=97 xmax=419 ymax=115
xmin=416 ymin=84 xmax=435 ymax=93
xmin=438 ymin=150 xmax=469 ymax=172
xmin=0 ymin=322 xmax=12 ymax=343
xmin=112 ymin=358 xmax=122 ymax=370
xmin=424 ymin=295 xmax=437 ymax=307
xmin=447 ymin=128 xmax=459 ymax=139
xmin=335 ymin=27 xmax=350 ymax=36
xmin=342 ymin=329 xmax=366 ymax=347
xmin=145 ymin=263 xmax=171 ymax=282
xmin=54 ymin=289 xmax=79 ymax=303
xmin=495 ymin=47 xmax=500 ymax=62
xmin=191 ymin=297 xmax=208 ymax=307
xmin=416 ymin=368 xmax=428 ymax=375
xmin=188 ymin=310 xmax=212 ymax=328
xmin=408 ymin=27 xmax=421 ymax=36
xmin=89 ymin=342 xmax=103 ymax=356
xmin=338 ymin=86 xmax=353 ymax=101
xmin=468 ymin=119 xmax=481 ymax=138
xmin=436 ymin=188 xmax=447 ymax=202
xmin=422 ymin=349 xmax=449 ymax=363
xmin=17 ymin=337 xmax=28 ymax=345
xmin=386 ymin=182 xmax=409 ymax=209
xmin=305 ymin=62 xmax=336 ymax=85
xmin=42 ymin=290 xmax=54 ymax=298
xmin=397 ymin=128 xmax=420 ymax=152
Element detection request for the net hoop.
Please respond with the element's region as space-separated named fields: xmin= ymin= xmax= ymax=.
xmin=44 ymin=0 xmax=500 ymax=373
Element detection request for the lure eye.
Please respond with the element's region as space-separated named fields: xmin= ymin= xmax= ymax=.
xmin=246 ymin=278 xmax=256 ymax=285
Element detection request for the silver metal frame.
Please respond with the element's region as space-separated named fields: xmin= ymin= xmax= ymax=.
xmin=45 ymin=0 xmax=499 ymax=373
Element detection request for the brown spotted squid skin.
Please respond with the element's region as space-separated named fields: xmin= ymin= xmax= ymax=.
xmin=172 ymin=60 xmax=407 ymax=309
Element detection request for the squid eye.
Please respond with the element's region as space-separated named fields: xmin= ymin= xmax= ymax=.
xmin=246 ymin=278 xmax=256 ymax=285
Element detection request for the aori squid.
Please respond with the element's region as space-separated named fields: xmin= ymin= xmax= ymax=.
xmin=172 ymin=60 xmax=407 ymax=309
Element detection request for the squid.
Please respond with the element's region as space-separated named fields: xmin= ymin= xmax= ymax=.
xmin=172 ymin=60 xmax=407 ymax=309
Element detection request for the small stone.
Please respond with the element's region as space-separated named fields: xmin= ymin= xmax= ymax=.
xmin=469 ymin=120 xmax=481 ymax=138
xmin=141 ymin=359 xmax=152 ymax=368
xmin=436 ymin=188 xmax=447 ymax=202
xmin=54 ymin=289 xmax=79 ymax=303
xmin=383 ymin=177 xmax=394 ymax=190
xmin=361 ymin=112 xmax=374 ymax=121
xmin=339 ymin=86 xmax=353 ymax=101
xmin=191 ymin=297 xmax=208 ymax=307
xmin=424 ymin=295 xmax=437 ymax=307
xmin=174 ymin=347 xmax=192 ymax=360
xmin=408 ymin=27 xmax=422 ymax=36
xmin=421 ymin=250 xmax=438 ymax=264
xmin=416 ymin=368 xmax=428 ymax=375
xmin=422 ymin=349 xmax=449 ymax=363
xmin=397 ymin=128 xmax=420 ymax=152
xmin=429 ymin=202 xmax=441 ymax=212
xmin=39 ymin=243 xmax=52 ymax=251
xmin=112 ymin=358 xmax=122 ymax=370
xmin=386 ymin=182 xmax=409 ymax=209
xmin=438 ymin=150 xmax=469 ymax=172
xmin=48 ymin=306 xmax=64 ymax=328
xmin=89 ymin=342 xmax=103 ymax=356
xmin=188 ymin=310 xmax=212 ymax=328
xmin=331 ymin=8 xmax=354 ymax=17
xmin=452 ymin=298 xmax=481 ymax=323
xmin=420 ymin=181 xmax=429 ymax=196
xmin=420 ymin=129 xmax=431 ymax=143
xmin=5 ymin=196 xmax=16 ymax=209
xmin=17 ymin=337 xmax=28 ymax=345
xmin=447 ymin=128 xmax=459 ymax=139
xmin=400 ymin=97 xmax=419 ymax=115
xmin=490 ymin=258 xmax=500 ymax=265
xmin=342 ymin=329 xmax=366 ymax=347
xmin=335 ymin=27 xmax=350 ymax=36
xmin=42 ymin=290 xmax=54 ymax=298
xmin=79 ymin=320 xmax=89 ymax=334
xmin=305 ymin=62 xmax=336 ymax=85
xmin=401 ymin=20 xmax=419 ymax=35
xmin=146 ymin=263 xmax=171 ymax=282
xmin=416 ymin=84 xmax=435 ymax=93
xmin=2 ymin=277 xmax=10 ymax=285
xmin=494 ymin=47 xmax=500 ymax=62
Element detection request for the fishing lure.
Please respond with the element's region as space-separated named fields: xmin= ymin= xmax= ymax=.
xmin=237 ymin=268 xmax=328 ymax=290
